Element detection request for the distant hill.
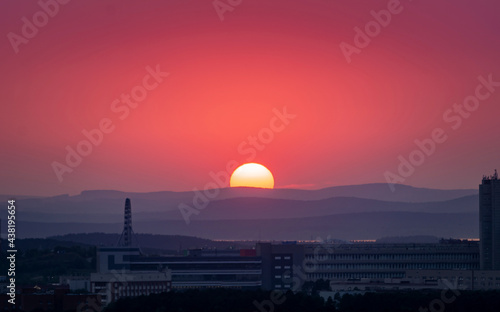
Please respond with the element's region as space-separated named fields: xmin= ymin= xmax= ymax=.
xmin=11 ymin=211 xmax=478 ymax=241
xmin=0 ymin=237 xmax=91 ymax=252
xmin=2 ymin=183 xmax=479 ymax=240
xmin=49 ymin=233 xmax=252 ymax=252
xmin=9 ymin=183 xmax=477 ymax=213
xmin=11 ymin=194 xmax=478 ymax=223
xmin=189 ymin=195 xmax=478 ymax=221
xmin=8 ymin=185 xmax=478 ymax=223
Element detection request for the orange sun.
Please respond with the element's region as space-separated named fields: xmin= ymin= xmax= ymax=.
xmin=230 ymin=163 xmax=275 ymax=189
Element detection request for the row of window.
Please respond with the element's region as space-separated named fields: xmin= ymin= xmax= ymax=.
xmin=409 ymin=276 xmax=500 ymax=281
xmin=304 ymin=263 xmax=477 ymax=270
xmin=113 ymin=284 xmax=170 ymax=291
xmin=305 ymin=273 xmax=500 ymax=281
xmin=305 ymin=253 xmax=479 ymax=261
xmin=307 ymin=273 xmax=405 ymax=279
xmin=115 ymin=289 xmax=166 ymax=298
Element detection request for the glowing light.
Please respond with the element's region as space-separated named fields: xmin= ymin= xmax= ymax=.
xmin=230 ymin=163 xmax=274 ymax=189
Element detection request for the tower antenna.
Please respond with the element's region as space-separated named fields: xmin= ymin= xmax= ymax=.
xmin=117 ymin=198 xmax=133 ymax=247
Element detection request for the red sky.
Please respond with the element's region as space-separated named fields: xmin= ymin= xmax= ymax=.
xmin=1 ymin=0 xmax=499 ymax=196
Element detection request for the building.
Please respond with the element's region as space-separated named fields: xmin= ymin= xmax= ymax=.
xmin=321 ymin=270 xmax=500 ymax=293
xmin=59 ymin=275 xmax=91 ymax=292
xmin=303 ymin=241 xmax=479 ymax=280
xmin=479 ymin=169 xmax=500 ymax=270
xmin=327 ymin=277 xmax=448 ymax=292
xmin=91 ymin=271 xmax=171 ymax=306
xmin=406 ymin=269 xmax=500 ymax=290
xmin=0 ymin=287 xmax=102 ymax=312
xmin=257 ymin=241 xmax=304 ymax=290
xmin=92 ymin=247 xmax=172 ymax=306
xmin=257 ymin=240 xmax=480 ymax=290
xmin=95 ymin=247 xmax=261 ymax=290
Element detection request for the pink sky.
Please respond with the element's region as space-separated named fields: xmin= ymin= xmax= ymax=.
xmin=1 ymin=0 xmax=499 ymax=196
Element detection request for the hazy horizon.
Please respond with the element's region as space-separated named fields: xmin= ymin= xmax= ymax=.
xmin=2 ymin=181 xmax=482 ymax=197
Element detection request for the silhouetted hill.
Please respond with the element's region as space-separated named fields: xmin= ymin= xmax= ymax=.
xmin=10 ymin=183 xmax=477 ymax=216
xmin=191 ymin=195 xmax=478 ymax=220
xmin=0 ymin=238 xmax=91 ymax=252
xmin=12 ymin=211 xmax=478 ymax=241
xmin=11 ymin=194 xmax=478 ymax=223
xmin=4 ymin=184 xmax=479 ymax=240
xmin=49 ymin=233 xmax=252 ymax=251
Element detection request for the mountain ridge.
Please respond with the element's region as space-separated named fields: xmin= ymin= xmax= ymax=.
xmin=11 ymin=194 xmax=478 ymax=223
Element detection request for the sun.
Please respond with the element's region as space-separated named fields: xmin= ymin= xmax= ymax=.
xmin=230 ymin=163 xmax=274 ymax=189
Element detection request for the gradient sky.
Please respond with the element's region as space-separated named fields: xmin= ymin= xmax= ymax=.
xmin=1 ymin=0 xmax=499 ymax=196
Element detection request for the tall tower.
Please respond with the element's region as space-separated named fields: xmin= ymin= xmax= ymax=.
xmin=479 ymin=169 xmax=500 ymax=270
xmin=118 ymin=198 xmax=133 ymax=247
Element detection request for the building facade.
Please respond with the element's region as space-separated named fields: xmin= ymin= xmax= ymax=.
xmin=59 ymin=275 xmax=91 ymax=292
xmin=93 ymin=247 xmax=172 ymax=306
xmin=479 ymin=170 xmax=500 ymax=270
xmin=96 ymin=247 xmax=262 ymax=290
xmin=303 ymin=241 xmax=479 ymax=280
xmin=257 ymin=240 xmax=480 ymax=290
xmin=406 ymin=269 xmax=500 ymax=290
xmin=90 ymin=271 xmax=171 ymax=306
xmin=256 ymin=242 xmax=305 ymax=290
